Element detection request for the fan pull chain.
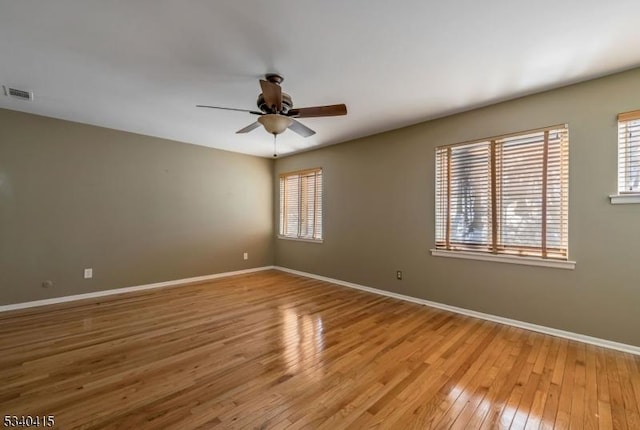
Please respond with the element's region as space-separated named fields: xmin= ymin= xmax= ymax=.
xmin=273 ymin=133 xmax=278 ymax=158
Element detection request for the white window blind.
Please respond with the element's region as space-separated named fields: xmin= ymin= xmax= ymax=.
xmin=279 ymin=168 xmax=323 ymax=240
xmin=618 ymin=110 xmax=640 ymax=194
xmin=435 ymin=125 xmax=569 ymax=260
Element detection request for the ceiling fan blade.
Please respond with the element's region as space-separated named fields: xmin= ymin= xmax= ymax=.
xmin=236 ymin=122 xmax=261 ymax=134
xmin=288 ymin=104 xmax=347 ymax=118
xmin=259 ymin=80 xmax=282 ymax=113
xmin=288 ymin=119 xmax=316 ymax=138
xmin=196 ymin=105 xmax=262 ymax=115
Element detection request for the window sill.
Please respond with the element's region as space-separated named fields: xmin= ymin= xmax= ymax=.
xmin=277 ymin=236 xmax=324 ymax=244
xmin=430 ymin=249 xmax=576 ymax=270
xmin=609 ymin=193 xmax=640 ymax=204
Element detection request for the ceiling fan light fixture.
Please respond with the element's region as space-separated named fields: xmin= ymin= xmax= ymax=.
xmin=258 ymin=114 xmax=293 ymax=135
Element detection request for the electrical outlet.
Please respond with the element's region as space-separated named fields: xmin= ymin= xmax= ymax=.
xmin=396 ymin=270 xmax=403 ymax=280
xmin=243 ymin=252 xmax=248 ymax=260
xmin=84 ymin=268 xmax=93 ymax=279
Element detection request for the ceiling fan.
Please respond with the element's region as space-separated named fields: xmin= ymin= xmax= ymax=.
xmin=197 ymin=74 xmax=347 ymax=139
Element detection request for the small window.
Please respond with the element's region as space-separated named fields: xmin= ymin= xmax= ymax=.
xmin=617 ymin=110 xmax=640 ymax=194
xmin=435 ymin=125 xmax=569 ymax=261
xmin=279 ymin=168 xmax=323 ymax=241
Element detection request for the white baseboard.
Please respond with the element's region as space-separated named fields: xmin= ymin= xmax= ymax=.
xmin=275 ymin=266 xmax=640 ymax=356
xmin=0 ymin=266 xmax=275 ymax=312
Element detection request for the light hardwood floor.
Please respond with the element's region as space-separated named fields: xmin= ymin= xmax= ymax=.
xmin=1 ymin=270 xmax=639 ymax=429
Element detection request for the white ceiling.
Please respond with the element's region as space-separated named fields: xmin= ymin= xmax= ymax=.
xmin=1 ymin=1 xmax=640 ymax=158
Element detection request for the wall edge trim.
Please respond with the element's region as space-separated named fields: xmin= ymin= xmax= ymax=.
xmin=0 ymin=266 xmax=275 ymax=312
xmin=274 ymin=266 xmax=640 ymax=356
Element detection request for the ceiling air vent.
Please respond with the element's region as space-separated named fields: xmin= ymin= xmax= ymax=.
xmin=2 ymin=85 xmax=33 ymax=101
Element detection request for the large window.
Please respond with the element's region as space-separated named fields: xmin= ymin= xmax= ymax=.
xmin=617 ymin=110 xmax=640 ymax=194
xmin=279 ymin=168 xmax=323 ymax=241
xmin=435 ymin=125 xmax=569 ymax=261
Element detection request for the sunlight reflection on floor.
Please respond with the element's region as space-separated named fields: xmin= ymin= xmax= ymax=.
xmin=280 ymin=308 xmax=325 ymax=380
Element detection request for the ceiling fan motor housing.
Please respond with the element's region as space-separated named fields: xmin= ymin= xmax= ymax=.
xmin=257 ymin=92 xmax=292 ymax=114
xmin=265 ymin=73 xmax=284 ymax=84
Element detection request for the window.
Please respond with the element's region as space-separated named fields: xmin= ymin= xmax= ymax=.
xmin=279 ymin=168 xmax=323 ymax=241
xmin=612 ymin=110 xmax=640 ymax=204
xmin=435 ymin=125 xmax=569 ymax=262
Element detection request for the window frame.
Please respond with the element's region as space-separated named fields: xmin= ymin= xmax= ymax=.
xmin=278 ymin=167 xmax=324 ymax=243
xmin=610 ymin=110 xmax=640 ymax=205
xmin=431 ymin=125 xmax=575 ymax=269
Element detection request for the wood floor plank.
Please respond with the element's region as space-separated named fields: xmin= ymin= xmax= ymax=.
xmin=554 ymin=341 xmax=578 ymax=429
xmin=607 ymin=350 xmax=630 ymax=430
xmin=523 ymin=336 xmax=560 ymax=430
xmin=539 ymin=339 xmax=569 ymax=430
xmin=401 ymin=325 xmax=510 ymax=429
xmin=616 ymin=353 xmax=640 ymax=429
xmin=0 ymin=270 xmax=638 ymax=429
xmin=595 ymin=347 xmax=614 ymax=430
xmin=570 ymin=343 xmax=587 ymax=429
xmin=494 ymin=332 xmax=539 ymax=429
xmin=584 ymin=345 xmax=600 ymax=430
xmin=476 ymin=329 xmax=532 ymax=430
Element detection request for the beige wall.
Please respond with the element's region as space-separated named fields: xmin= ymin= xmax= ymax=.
xmin=0 ymin=109 xmax=273 ymax=305
xmin=275 ymin=67 xmax=640 ymax=347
